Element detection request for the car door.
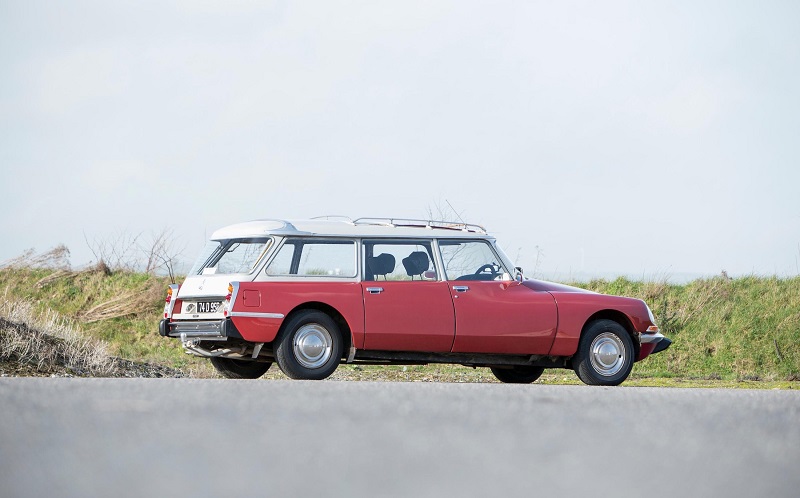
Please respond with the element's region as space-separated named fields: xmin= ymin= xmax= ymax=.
xmin=438 ymin=239 xmax=558 ymax=355
xmin=361 ymin=240 xmax=455 ymax=352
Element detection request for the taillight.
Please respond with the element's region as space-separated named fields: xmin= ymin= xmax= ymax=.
xmin=164 ymin=284 xmax=180 ymax=319
xmin=224 ymin=282 xmax=236 ymax=317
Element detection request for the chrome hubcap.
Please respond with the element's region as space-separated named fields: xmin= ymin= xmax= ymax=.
xmin=292 ymin=324 xmax=333 ymax=369
xmin=590 ymin=332 xmax=626 ymax=377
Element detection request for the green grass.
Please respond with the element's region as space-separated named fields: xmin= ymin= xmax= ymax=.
xmin=1 ymin=268 xmax=799 ymax=384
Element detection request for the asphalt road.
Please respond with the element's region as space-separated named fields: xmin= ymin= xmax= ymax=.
xmin=1 ymin=379 xmax=798 ymax=498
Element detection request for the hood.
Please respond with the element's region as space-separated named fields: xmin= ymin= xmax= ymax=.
xmin=521 ymin=279 xmax=594 ymax=294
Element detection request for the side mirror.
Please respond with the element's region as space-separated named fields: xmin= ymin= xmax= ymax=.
xmin=515 ymin=266 xmax=524 ymax=282
xmin=423 ymin=270 xmax=437 ymax=280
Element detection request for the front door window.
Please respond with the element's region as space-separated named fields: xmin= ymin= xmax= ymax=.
xmin=439 ymin=240 xmax=505 ymax=281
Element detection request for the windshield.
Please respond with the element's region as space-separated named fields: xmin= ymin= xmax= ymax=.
xmin=492 ymin=242 xmax=519 ymax=277
xmin=189 ymin=238 xmax=272 ymax=275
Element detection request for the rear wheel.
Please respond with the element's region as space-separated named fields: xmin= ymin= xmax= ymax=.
xmin=275 ymin=310 xmax=342 ymax=380
xmin=209 ymin=357 xmax=272 ymax=379
xmin=490 ymin=365 xmax=545 ymax=384
xmin=572 ymin=319 xmax=634 ymax=386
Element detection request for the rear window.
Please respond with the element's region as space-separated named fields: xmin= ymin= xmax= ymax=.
xmin=266 ymin=239 xmax=356 ymax=277
xmin=189 ymin=238 xmax=272 ymax=275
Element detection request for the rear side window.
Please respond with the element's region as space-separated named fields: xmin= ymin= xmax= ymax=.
xmin=362 ymin=240 xmax=437 ymax=281
xmin=266 ymin=239 xmax=356 ymax=277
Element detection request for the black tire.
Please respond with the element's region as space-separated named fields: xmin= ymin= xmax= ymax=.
xmin=572 ymin=319 xmax=634 ymax=386
xmin=275 ymin=310 xmax=342 ymax=380
xmin=209 ymin=357 xmax=272 ymax=379
xmin=490 ymin=366 xmax=545 ymax=384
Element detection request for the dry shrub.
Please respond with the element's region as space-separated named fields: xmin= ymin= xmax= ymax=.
xmin=0 ymin=299 xmax=115 ymax=376
xmin=79 ymin=280 xmax=164 ymax=323
xmin=0 ymin=245 xmax=71 ymax=271
xmin=34 ymin=261 xmax=112 ymax=289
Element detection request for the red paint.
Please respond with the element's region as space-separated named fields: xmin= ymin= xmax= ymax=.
xmin=638 ymin=343 xmax=657 ymax=361
xmin=230 ymin=282 xmax=365 ymax=346
xmin=450 ymin=281 xmax=558 ymax=355
xmin=362 ymin=281 xmax=455 ymax=352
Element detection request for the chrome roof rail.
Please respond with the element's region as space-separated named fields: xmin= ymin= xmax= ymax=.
xmin=352 ymin=217 xmax=487 ymax=234
xmin=310 ymin=215 xmax=355 ymax=223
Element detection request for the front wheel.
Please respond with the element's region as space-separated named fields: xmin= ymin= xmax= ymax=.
xmin=572 ymin=319 xmax=634 ymax=386
xmin=210 ymin=357 xmax=272 ymax=379
xmin=275 ymin=310 xmax=343 ymax=380
xmin=490 ymin=366 xmax=545 ymax=384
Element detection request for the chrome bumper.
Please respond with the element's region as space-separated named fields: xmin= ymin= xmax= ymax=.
xmin=159 ymin=318 xmax=243 ymax=342
xmin=169 ymin=320 xmax=227 ymax=341
xmin=640 ymin=331 xmax=672 ymax=354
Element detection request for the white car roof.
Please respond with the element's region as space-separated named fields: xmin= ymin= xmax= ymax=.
xmin=210 ymin=218 xmax=493 ymax=241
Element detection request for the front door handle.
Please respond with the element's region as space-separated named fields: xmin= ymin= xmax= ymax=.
xmin=366 ymin=287 xmax=384 ymax=294
xmin=453 ymin=286 xmax=470 ymax=293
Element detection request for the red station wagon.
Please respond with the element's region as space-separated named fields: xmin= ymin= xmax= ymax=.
xmin=159 ymin=218 xmax=671 ymax=385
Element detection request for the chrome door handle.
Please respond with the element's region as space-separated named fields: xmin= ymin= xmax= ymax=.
xmin=366 ymin=287 xmax=384 ymax=294
xmin=453 ymin=286 xmax=470 ymax=292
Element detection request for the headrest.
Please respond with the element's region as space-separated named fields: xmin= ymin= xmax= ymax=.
xmin=402 ymin=251 xmax=429 ymax=277
xmin=371 ymin=253 xmax=395 ymax=276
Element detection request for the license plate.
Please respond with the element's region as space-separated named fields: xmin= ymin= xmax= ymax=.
xmin=195 ymin=301 xmax=221 ymax=313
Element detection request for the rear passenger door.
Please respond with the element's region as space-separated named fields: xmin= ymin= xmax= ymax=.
xmin=361 ymin=240 xmax=456 ymax=352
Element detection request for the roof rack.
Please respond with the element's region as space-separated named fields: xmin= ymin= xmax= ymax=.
xmin=352 ymin=217 xmax=487 ymax=234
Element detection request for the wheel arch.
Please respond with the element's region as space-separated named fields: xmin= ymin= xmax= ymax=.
xmin=281 ymin=301 xmax=353 ymax=358
xmin=581 ymin=310 xmax=640 ymax=361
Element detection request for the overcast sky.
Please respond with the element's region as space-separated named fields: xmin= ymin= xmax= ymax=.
xmin=1 ymin=0 xmax=798 ymax=280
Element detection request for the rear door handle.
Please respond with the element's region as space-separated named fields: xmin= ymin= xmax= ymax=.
xmin=366 ymin=287 xmax=384 ymax=294
xmin=453 ymin=286 xmax=470 ymax=293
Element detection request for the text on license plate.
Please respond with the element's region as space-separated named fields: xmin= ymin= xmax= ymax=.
xmin=195 ymin=301 xmax=221 ymax=313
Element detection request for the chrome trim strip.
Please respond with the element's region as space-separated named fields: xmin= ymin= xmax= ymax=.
xmin=229 ymin=311 xmax=285 ymax=319
xmin=639 ymin=331 xmax=666 ymax=344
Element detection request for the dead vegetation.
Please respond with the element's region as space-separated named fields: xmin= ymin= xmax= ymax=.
xmin=0 ymin=299 xmax=113 ymax=375
xmin=79 ymin=279 xmax=164 ymax=323
xmin=84 ymin=228 xmax=183 ymax=282
xmin=0 ymin=245 xmax=72 ymax=272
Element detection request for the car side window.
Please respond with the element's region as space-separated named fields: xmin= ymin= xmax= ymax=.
xmin=362 ymin=241 xmax=437 ymax=281
xmin=439 ymin=240 xmax=505 ymax=281
xmin=265 ymin=239 xmax=356 ymax=277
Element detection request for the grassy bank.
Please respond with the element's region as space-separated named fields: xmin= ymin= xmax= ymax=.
xmin=577 ymin=276 xmax=800 ymax=381
xmin=1 ymin=267 xmax=798 ymax=383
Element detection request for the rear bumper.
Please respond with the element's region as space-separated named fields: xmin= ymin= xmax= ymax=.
xmin=159 ymin=318 xmax=243 ymax=341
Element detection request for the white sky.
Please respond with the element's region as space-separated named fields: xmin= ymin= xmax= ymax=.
xmin=1 ymin=0 xmax=799 ymax=280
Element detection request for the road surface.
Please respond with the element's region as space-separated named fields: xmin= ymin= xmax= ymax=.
xmin=1 ymin=378 xmax=798 ymax=497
